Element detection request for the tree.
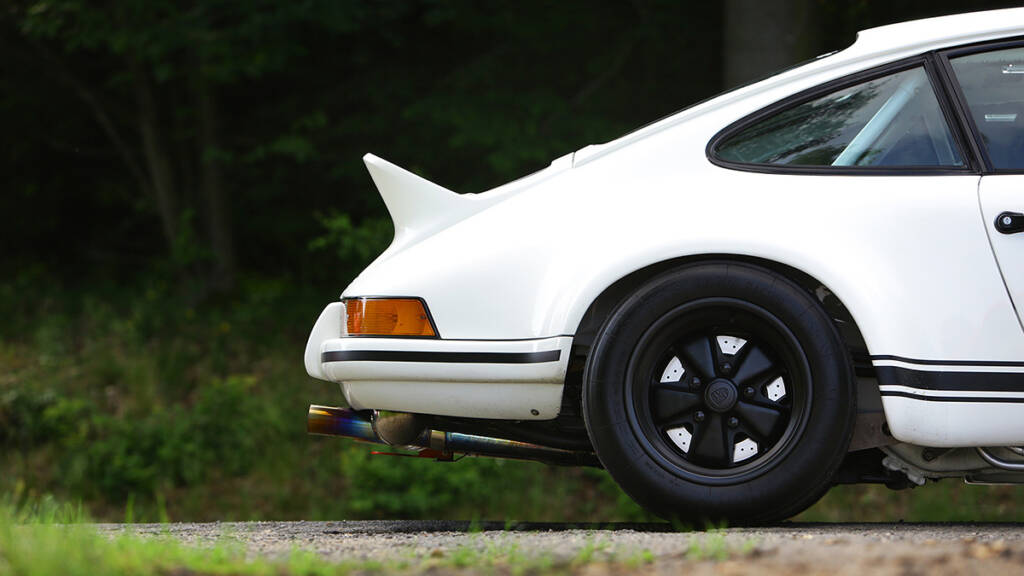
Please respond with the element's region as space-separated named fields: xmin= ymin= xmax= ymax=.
xmin=13 ymin=1 xmax=367 ymax=291
xmin=722 ymin=0 xmax=822 ymax=89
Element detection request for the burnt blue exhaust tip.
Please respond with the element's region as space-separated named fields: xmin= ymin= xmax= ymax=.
xmin=308 ymin=405 xmax=378 ymax=441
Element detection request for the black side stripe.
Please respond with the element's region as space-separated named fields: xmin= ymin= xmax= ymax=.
xmin=880 ymin=390 xmax=1024 ymax=404
xmin=872 ymin=355 xmax=1024 ymax=367
xmin=321 ymin=350 xmax=561 ymax=364
xmin=875 ymin=366 xmax=1024 ymax=392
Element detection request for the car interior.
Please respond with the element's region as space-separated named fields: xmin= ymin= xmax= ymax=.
xmin=951 ymin=46 xmax=1024 ymax=170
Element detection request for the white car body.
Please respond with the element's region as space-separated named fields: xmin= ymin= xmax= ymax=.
xmin=307 ymin=8 xmax=1024 ymax=458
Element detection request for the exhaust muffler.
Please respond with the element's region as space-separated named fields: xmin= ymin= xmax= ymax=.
xmin=308 ymin=405 xmax=599 ymax=467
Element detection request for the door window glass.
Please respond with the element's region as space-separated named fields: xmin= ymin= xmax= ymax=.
xmin=951 ymin=47 xmax=1024 ymax=170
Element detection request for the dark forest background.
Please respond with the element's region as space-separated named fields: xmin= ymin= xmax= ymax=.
xmin=3 ymin=1 xmax=1023 ymax=522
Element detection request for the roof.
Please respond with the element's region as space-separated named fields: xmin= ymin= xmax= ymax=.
xmin=849 ymin=8 xmax=1024 ymax=61
xmin=572 ymin=8 xmax=1024 ymax=167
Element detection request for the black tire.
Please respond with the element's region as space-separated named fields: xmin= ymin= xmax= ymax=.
xmin=582 ymin=262 xmax=855 ymax=524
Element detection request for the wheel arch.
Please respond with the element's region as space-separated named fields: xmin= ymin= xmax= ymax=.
xmin=569 ymin=254 xmax=871 ymax=373
xmin=558 ymin=254 xmax=881 ymax=456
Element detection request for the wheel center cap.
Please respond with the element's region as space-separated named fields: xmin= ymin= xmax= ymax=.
xmin=704 ymin=378 xmax=738 ymax=412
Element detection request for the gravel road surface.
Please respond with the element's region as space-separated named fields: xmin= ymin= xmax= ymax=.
xmin=97 ymin=521 xmax=1024 ymax=575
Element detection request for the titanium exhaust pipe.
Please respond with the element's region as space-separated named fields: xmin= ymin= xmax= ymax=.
xmin=308 ymin=405 xmax=599 ymax=467
xmin=371 ymin=410 xmax=428 ymax=446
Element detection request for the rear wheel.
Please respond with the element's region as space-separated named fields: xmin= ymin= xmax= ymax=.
xmin=582 ymin=263 xmax=855 ymax=523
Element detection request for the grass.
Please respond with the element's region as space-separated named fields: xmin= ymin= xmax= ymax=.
xmin=622 ymin=548 xmax=656 ymax=568
xmin=1 ymin=519 xmax=374 ymax=576
xmin=444 ymin=539 xmax=549 ymax=573
xmin=0 ymin=499 xmax=328 ymax=576
xmin=0 ymin=496 xmax=760 ymax=576
xmin=0 ymin=508 xmax=659 ymax=576
xmin=570 ymin=536 xmax=607 ymax=566
xmin=0 ymin=495 xmax=642 ymax=576
xmin=684 ymin=524 xmax=757 ymax=562
xmin=0 ymin=503 xmax=401 ymax=576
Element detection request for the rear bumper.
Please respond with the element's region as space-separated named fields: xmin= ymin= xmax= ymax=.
xmin=304 ymin=303 xmax=571 ymax=420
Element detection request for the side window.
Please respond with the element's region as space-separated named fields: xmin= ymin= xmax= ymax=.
xmin=714 ymin=67 xmax=964 ymax=168
xmin=950 ymin=47 xmax=1024 ymax=170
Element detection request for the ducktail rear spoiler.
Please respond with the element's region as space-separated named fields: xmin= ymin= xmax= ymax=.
xmin=363 ymin=154 xmax=501 ymax=248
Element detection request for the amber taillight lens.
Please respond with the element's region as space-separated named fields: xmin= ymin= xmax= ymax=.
xmin=344 ymin=298 xmax=436 ymax=337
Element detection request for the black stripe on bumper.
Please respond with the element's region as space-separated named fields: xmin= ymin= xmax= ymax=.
xmin=321 ymin=350 xmax=561 ymax=364
xmin=880 ymin=390 xmax=1024 ymax=403
xmin=872 ymin=355 xmax=1024 ymax=368
xmin=876 ymin=366 xmax=1024 ymax=392
xmin=876 ymin=365 xmax=1024 ymax=403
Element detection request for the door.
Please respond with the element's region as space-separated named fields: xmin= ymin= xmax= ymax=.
xmin=949 ymin=45 xmax=1024 ymax=327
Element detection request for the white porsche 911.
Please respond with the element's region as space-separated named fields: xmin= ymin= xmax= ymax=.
xmin=305 ymin=9 xmax=1024 ymax=522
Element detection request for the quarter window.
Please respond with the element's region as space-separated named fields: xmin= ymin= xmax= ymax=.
xmin=950 ymin=47 xmax=1024 ymax=170
xmin=715 ymin=66 xmax=964 ymax=168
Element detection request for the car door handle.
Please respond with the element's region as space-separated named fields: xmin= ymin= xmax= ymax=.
xmin=995 ymin=212 xmax=1024 ymax=234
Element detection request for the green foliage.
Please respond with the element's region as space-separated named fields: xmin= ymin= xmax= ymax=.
xmin=796 ymin=481 xmax=1024 ymax=522
xmin=62 ymin=375 xmax=272 ymax=498
xmin=338 ymin=448 xmax=566 ymax=519
xmin=5 ymin=380 xmax=267 ymax=500
xmin=0 ymin=272 xmax=650 ymax=522
xmin=308 ymin=214 xmax=393 ymax=267
xmin=0 ymin=389 xmax=61 ymax=448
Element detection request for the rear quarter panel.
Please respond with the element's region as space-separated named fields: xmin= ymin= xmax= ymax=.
xmin=345 ymin=116 xmax=1023 ymax=365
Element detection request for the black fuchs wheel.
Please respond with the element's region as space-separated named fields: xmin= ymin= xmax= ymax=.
xmin=582 ymin=262 xmax=855 ymax=524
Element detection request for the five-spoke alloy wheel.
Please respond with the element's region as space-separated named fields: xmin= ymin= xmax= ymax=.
xmin=629 ymin=300 xmax=809 ymax=481
xmin=584 ymin=263 xmax=855 ymax=523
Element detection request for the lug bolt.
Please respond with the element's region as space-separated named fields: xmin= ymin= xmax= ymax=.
xmin=727 ymin=416 xmax=739 ymax=428
xmin=695 ymin=411 xmax=706 ymax=423
xmin=744 ymin=387 xmax=755 ymax=398
xmin=692 ymin=377 xmax=701 ymax=387
xmin=722 ymin=363 xmax=732 ymax=374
